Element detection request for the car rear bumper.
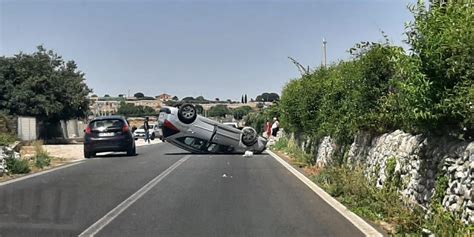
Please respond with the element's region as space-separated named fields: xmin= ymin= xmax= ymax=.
xmin=84 ymin=137 xmax=134 ymax=152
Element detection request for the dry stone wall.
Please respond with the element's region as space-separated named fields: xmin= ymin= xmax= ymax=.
xmin=289 ymin=130 xmax=473 ymax=224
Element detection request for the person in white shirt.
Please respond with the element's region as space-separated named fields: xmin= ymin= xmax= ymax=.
xmin=271 ymin=117 xmax=280 ymax=137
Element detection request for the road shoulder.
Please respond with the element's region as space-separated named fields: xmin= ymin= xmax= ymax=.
xmin=266 ymin=149 xmax=385 ymax=237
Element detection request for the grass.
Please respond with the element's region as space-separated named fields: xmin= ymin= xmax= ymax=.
xmin=273 ymin=137 xmax=314 ymax=167
xmin=2 ymin=140 xmax=53 ymax=177
xmin=32 ymin=140 xmax=51 ymax=169
xmin=0 ymin=132 xmax=16 ymax=146
xmin=6 ymin=157 xmax=31 ymax=174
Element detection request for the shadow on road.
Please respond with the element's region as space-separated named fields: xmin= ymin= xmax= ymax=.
xmin=92 ymin=153 xmax=138 ymax=159
xmin=164 ymin=152 xmax=267 ymax=156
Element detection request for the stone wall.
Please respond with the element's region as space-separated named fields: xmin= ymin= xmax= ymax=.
xmin=0 ymin=144 xmax=21 ymax=176
xmin=346 ymin=130 xmax=472 ymax=224
xmin=288 ymin=130 xmax=473 ymax=224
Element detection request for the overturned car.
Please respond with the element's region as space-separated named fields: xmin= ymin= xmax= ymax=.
xmin=158 ymin=104 xmax=267 ymax=154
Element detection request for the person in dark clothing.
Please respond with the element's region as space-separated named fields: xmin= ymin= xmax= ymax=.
xmin=144 ymin=117 xmax=150 ymax=144
xmin=271 ymin=117 xmax=280 ymax=137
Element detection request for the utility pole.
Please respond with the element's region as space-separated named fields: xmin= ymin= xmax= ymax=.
xmin=322 ymin=38 xmax=327 ymax=68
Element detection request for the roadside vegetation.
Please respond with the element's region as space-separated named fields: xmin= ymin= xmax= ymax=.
xmin=272 ymin=138 xmax=473 ymax=236
xmin=3 ymin=140 xmax=54 ymax=177
xmin=0 ymin=46 xmax=91 ymax=140
xmin=267 ymin=2 xmax=473 ymax=235
xmin=279 ymin=2 xmax=472 ymax=143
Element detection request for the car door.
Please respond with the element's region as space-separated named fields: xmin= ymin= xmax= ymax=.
xmin=187 ymin=117 xmax=215 ymax=143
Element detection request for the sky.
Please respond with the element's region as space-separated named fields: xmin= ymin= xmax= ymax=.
xmin=1 ymin=0 xmax=414 ymax=101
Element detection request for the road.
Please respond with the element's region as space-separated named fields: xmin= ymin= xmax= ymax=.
xmin=0 ymin=143 xmax=365 ymax=237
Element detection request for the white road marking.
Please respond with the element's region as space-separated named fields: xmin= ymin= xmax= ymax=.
xmin=78 ymin=155 xmax=190 ymax=237
xmin=266 ymin=150 xmax=382 ymax=237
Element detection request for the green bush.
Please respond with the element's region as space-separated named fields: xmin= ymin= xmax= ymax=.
xmin=6 ymin=158 xmax=31 ymax=174
xmin=0 ymin=133 xmax=16 ymax=146
xmin=244 ymin=104 xmax=280 ymax=134
xmin=33 ymin=140 xmax=51 ymax=169
xmin=278 ymin=2 xmax=473 ymax=141
xmin=34 ymin=152 xmax=51 ymax=169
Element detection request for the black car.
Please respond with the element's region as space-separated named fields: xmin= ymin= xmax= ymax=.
xmin=83 ymin=116 xmax=136 ymax=158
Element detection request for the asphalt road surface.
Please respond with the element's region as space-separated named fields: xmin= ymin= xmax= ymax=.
xmin=0 ymin=143 xmax=365 ymax=237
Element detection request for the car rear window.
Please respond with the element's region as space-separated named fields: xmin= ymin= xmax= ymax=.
xmin=90 ymin=119 xmax=124 ymax=131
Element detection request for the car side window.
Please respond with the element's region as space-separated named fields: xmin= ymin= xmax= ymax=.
xmin=207 ymin=143 xmax=234 ymax=153
xmin=177 ymin=137 xmax=208 ymax=151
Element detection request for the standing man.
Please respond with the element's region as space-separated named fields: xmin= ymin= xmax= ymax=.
xmin=144 ymin=117 xmax=150 ymax=144
xmin=271 ymin=117 xmax=280 ymax=138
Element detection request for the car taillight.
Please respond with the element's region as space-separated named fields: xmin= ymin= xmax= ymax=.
xmin=85 ymin=126 xmax=92 ymax=134
xmin=162 ymin=120 xmax=180 ymax=137
xmin=164 ymin=120 xmax=178 ymax=131
xmin=123 ymin=125 xmax=130 ymax=133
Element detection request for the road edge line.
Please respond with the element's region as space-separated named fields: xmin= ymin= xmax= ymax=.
xmin=266 ymin=149 xmax=382 ymax=237
xmin=78 ymin=155 xmax=190 ymax=237
xmin=0 ymin=160 xmax=85 ymax=187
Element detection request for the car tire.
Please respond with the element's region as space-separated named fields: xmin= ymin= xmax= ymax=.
xmin=127 ymin=145 xmax=136 ymax=156
xmin=151 ymin=133 xmax=155 ymax=140
xmin=84 ymin=150 xmax=94 ymax=159
xmin=178 ymin=104 xmax=197 ymax=124
xmin=241 ymin=127 xmax=258 ymax=146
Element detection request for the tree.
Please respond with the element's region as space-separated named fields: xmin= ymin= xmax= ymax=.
xmin=233 ymin=106 xmax=253 ymax=120
xmin=244 ymin=94 xmax=248 ymax=104
xmin=182 ymin=96 xmax=194 ymax=102
xmin=0 ymin=45 xmax=91 ymax=121
xmin=134 ymin=92 xmax=145 ymax=98
xmin=208 ymin=105 xmax=230 ymax=118
xmin=116 ymin=102 xmax=156 ymax=117
xmin=241 ymin=95 xmax=244 ymax=103
xmin=172 ymin=96 xmax=179 ymax=101
xmin=195 ymin=105 xmax=204 ymax=115
xmin=215 ymin=98 xmax=220 ymax=101
xmin=256 ymin=92 xmax=280 ymax=102
xmin=195 ymin=96 xmax=206 ymax=102
xmin=104 ymin=94 xmax=110 ymax=98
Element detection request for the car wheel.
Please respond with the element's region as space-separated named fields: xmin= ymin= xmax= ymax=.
xmin=241 ymin=127 xmax=258 ymax=146
xmin=127 ymin=145 xmax=136 ymax=156
xmin=150 ymin=133 xmax=155 ymax=140
xmin=178 ymin=104 xmax=197 ymax=124
xmin=84 ymin=149 xmax=94 ymax=159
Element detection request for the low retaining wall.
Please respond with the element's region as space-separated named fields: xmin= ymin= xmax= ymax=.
xmin=289 ymin=130 xmax=473 ymax=224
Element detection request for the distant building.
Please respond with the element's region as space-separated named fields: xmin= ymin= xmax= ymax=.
xmin=89 ymin=98 xmax=121 ymax=116
xmin=126 ymin=99 xmax=162 ymax=112
xmin=89 ymin=96 xmax=163 ymax=116
xmin=157 ymin=93 xmax=173 ymax=102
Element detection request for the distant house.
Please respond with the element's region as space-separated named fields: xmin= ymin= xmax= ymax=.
xmin=157 ymin=93 xmax=173 ymax=101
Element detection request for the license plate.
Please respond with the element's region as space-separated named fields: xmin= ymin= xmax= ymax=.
xmin=99 ymin=132 xmax=114 ymax=137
